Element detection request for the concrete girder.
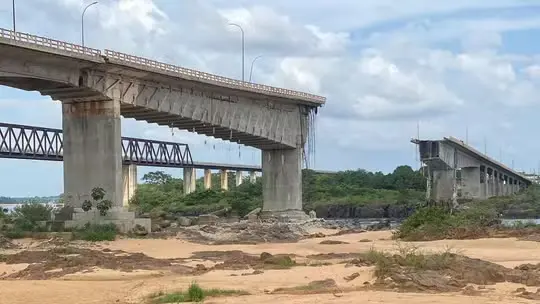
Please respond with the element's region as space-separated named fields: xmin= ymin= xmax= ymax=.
xmin=83 ymin=71 xmax=305 ymax=149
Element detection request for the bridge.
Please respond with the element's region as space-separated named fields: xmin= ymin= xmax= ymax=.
xmin=412 ymin=136 xmax=532 ymax=202
xmin=0 ymin=26 xmax=326 ymax=228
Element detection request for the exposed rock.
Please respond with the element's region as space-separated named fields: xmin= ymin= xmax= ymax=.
xmin=177 ymin=216 xmax=192 ymax=227
xmin=132 ymin=224 xmax=148 ymax=236
xmin=344 ymin=272 xmax=360 ymax=282
xmin=244 ymin=208 xmax=261 ymax=219
xmin=159 ymin=220 xmax=171 ymax=228
xmin=0 ymin=235 xmax=18 ymax=249
xmin=308 ymin=210 xmax=317 ymax=219
xmin=319 ymin=240 xmax=350 ymax=245
xmin=198 ymin=214 xmax=220 ymax=225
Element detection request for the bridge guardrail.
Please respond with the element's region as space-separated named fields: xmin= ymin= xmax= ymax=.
xmin=0 ymin=28 xmax=101 ymax=57
xmin=0 ymin=27 xmax=325 ymax=103
xmin=104 ymin=50 xmax=326 ymax=103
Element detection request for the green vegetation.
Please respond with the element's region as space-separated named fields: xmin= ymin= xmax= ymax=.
xmin=130 ymin=165 xmax=426 ymax=216
xmin=395 ymin=186 xmax=540 ymax=241
xmin=71 ymin=223 xmax=118 ymax=242
xmin=149 ymin=282 xmax=249 ymax=303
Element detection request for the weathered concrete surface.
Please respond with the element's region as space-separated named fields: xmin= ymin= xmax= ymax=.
xmin=415 ymin=137 xmax=531 ymax=202
xmin=62 ymin=100 xmax=123 ymax=208
xmin=235 ymin=170 xmax=243 ymax=186
xmin=261 ymin=148 xmax=303 ymax=214
xmin=122 ymin=164 xmax=137 ymax=207
xmin=183 ymin=167 xmax=196 ymax=194
xmin=65 ymin=207 xmax=151 ymax=233
xmin=203 ymin=169 xmax=212 ymax=190
xmin=0 ymin=30 xmax=325 ymax=215
xmin=220 ymin=169 xmax=228 ymax=190
xmin=460 ymin=167 xmax=481 ymax=199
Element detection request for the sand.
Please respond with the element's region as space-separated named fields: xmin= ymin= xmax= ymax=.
xmin=1 ymin=230 xmax=540 ymax=304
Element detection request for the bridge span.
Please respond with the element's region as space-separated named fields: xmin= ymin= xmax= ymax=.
xmin=0 ymin=27 xmax=326 ymax=223
xmin=412 ymin=136 xmax=532 ymax=202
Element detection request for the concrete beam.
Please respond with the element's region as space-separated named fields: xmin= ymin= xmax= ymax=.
xmin=204 ymin=169 xmax=212 ymax=190
xmin=220 ymin=169 xmax=228 ymax=191
xmin=62 ymin=99 xmax=122 ymax=208
xmin=122 ymin=164 xmax=137 ymax=207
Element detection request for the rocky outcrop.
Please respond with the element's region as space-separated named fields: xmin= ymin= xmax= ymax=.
xmin=314 ymin=203 xmax=415 ymax=219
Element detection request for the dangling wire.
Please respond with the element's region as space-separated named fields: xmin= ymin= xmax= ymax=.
xmin=238 ymin=145 xmax=241 ymax=159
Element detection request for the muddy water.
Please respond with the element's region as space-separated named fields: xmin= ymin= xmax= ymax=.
xmin=1 ymin=230 xmax=539 ymax=304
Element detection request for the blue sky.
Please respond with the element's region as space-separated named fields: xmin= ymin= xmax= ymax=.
xmin=2 ymin=0 xmax=540 ymax=196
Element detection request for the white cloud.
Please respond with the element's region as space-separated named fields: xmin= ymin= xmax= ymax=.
xmin=2 ymin=0 xmax=540 ymax=187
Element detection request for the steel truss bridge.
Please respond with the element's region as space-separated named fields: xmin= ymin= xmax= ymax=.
xmin=0 ymin=122 xmax=261 ymax=172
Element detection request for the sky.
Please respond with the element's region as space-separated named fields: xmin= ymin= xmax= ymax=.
xmin=2 ymin=0 xmax=540 ymax=196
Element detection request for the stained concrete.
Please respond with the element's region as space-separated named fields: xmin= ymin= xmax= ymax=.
xmin=183 ymin=167 xmax=196 ymax=194
xmin=204 ymin=169 xmax=212 ymax=190
xmin=122 ymin=164 xmax=137 ymax=207
xmin=261 ymin=148 xmax=304 ymax=218
xmin=220 ymin=169 xmax=228 ymax=190
xmin=62 ymin=100 xmax=122 ymax=208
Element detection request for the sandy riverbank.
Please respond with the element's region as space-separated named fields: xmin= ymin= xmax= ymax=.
xmin=1 ymin=230 xmax=539 ymax=304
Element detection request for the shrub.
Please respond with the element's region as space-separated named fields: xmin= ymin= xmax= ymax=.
xmin=11 ymin=203 xmax=52 ymax=231
xmin=72 ymin=223 xmax=118 ymax=241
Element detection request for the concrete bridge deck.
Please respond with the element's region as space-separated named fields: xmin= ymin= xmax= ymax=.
xmin=0 ymin=27 xmax=326 ymax=219
xmin=412 ymin=136 xmax=531 ymax=201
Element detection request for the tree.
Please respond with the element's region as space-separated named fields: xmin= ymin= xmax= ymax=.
xmin=142 ymin=171 xmax=173 ymax=185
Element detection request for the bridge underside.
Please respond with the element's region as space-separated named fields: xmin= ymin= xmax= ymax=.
xmin=0 ymin=67 xmax=313 ymax=220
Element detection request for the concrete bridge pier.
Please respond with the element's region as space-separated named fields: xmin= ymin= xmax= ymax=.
xmin=62 ymin=100 xmax=123 ymax=208
xmin=122 ymin=164 xmax=137 ymax=207
xmin=204 ymin=169 xmax=212 ymax=190
xmin=249 ymin=171 xmax=257 ymax=183
xmin=260 ymin=148 xmax=306 ymax=220
xmin=235 ymin=170 xmax=243 ymax=186
xmin=183 ymin=167 xmax=196 ymax=194
xmin=220 ymin=169 xmax=228 ymax=190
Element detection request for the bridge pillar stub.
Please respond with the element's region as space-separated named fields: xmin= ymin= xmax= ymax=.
xmin=249 ymin=171 xmax=257 ymax=183
xmin=235 ymin=170 xmax=243 ymax=187
xmin=183 ymin=168 xmax=196 ymax=195
xmin=204 ymin=169 xmax=212 ymax=190
xmin=220 ymin=169 xmax=228 ymax=190
xmin=260 ymin=148 xmax=308 ymax=221
xmin=122 ymin=164 xmax=138 ymax=207
xmin=62 ymin=99 xmax=122 ymax=208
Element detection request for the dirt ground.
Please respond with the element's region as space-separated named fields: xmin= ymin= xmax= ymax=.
xmin=1 ymin=229 xmax=540 ymax=304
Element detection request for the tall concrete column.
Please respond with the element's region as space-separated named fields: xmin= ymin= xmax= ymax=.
xmin=203 ymin=169 xmax=212 ymax=190
xmin=461 ymin=167 xmax=480 ymax=199
xmin=235 ymin=170 xmax=243 ymax=186
xmin=220 ymin=169 xmax=228 ymax=190
xmin=183 ymin=167 xmax=196 ymax=194
xmin=122 ymin=164 xmax=137 ymax=207
xmin=249 ymin=171 xmax=257 ymax=183
xmin=430 ymin=169 xmax=455 ymax=202
xmin=261 ymin=148 xmax=305 ymax=217
xmin=62 ymin=100 xmax=122 ymax=208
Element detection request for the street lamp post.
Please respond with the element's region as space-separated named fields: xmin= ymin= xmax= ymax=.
xmin=228 ymin=23 xmax=245 ymax=82
xmin=12 ymin=0 xmax=15 ymax=33
xmin=249 ymin=55 xmax=263 ymax=82
xmin=81 ymin=1 xmax=98 ymax=47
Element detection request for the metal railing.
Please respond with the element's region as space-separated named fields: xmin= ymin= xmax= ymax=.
xmin=0 ymin=27 xmax=325 ymax=103
xmin=0 ymin=28 xmax=101 ymax=57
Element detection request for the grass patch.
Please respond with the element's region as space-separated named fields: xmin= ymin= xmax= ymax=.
xmin=150 ymin=282 xmax=249 ymax=303
xmin=363 ymin=244 xmax=458 ymax=280
xmin=71 ymin=223 xmax=118 ymax=242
